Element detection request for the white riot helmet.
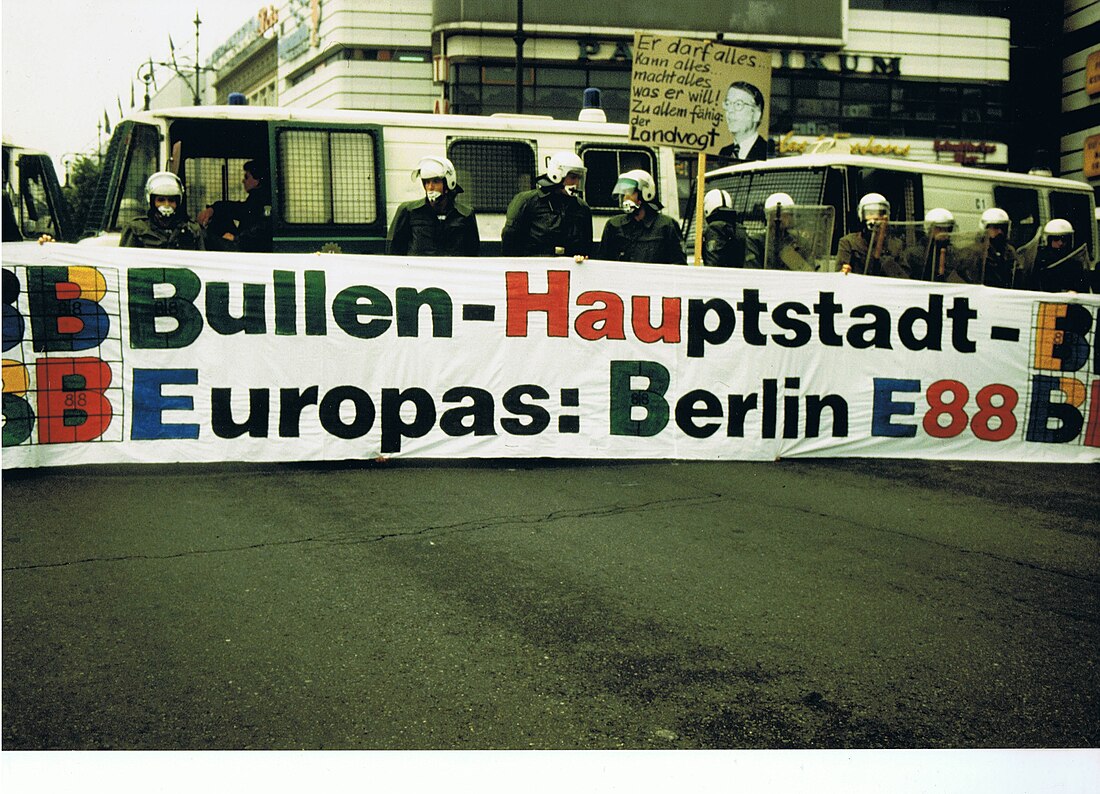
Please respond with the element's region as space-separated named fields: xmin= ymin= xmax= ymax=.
xmin=763 ymin=192 xmax=795 ymax=221
xmin=924 ymin=207 xmax=955 ymax=232
xmin=704 ymin=189 xmax=732 ymax=218
xmin=857 ymin=192 xmax=890 ymax=223
xmin=764 ymin=192 xmax=794 ymax=212
xmin=145 ymin=171 xmax=183 ymax=202
xmin=979 ymin=207 xmax=1011 ymax=233
xmin=545 ymin=151 xmax=586 ymax=195
xmin=612 ymin=169 xmax=657 ymax=203
xmin=145 ymin=171 xmax=183 ymax=218
xmin=1043 ymin=218 xmax=1074 ymax=247
xmin=411 ymin=156 xmax=458 ymax=191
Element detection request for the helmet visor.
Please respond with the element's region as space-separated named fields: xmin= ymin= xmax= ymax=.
xmin=611 ymin=177 xmax=640 ymax=197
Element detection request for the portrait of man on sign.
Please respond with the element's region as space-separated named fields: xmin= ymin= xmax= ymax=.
xmin=717 ymin=81 xmax=768 ymax=162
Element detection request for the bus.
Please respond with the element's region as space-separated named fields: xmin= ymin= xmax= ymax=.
xmin=78 ymin=104 xmax=680 ymax=254
xmin=691 ymin=152 xmax=1098 ymax=273
xmin=3 ymin=139 xmax=74 ymax=243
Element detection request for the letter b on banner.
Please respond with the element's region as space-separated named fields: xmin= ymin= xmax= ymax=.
xmin=35 ymin=357 xmax=114 ymax=443
xmin=27 ymin=266 xmax=110 ymax=351
xmin=610 ymin=360 xmax=669 ymax=436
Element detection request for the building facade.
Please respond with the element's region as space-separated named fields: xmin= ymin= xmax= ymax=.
xmin=1060 ymin=0 xmax=1100 ymax=198
xmin=195 ymin=1 xmax=1089 ymax=188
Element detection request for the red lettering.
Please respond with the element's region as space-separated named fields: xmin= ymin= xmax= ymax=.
xmin=1087 ymin=380 xmax=1100 ymax=448
xmin=35 ymin=357 xmax=113 ymax=443
xmin=631 ymin=296 xmax=681 ymax=343
xmin=506 ymin=270 xmax=570 ymax=338
xmin=575 ymin=291 xmax=625 ymax=341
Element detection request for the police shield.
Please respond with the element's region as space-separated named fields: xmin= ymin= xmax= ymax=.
xmin=1028 ymin=243 xmax=1093 ymax=292
xmin=893 ymin=221 xmax=972 ymax=283
xmin=948 ymin=230 xmax=1026 ymax=289
xmin=762 ymin=204 xmax=835 ymax=272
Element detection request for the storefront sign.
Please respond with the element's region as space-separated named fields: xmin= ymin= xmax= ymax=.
xmin=1087 ymin=51 xmax=1100 ymax=97
xmin=208 ymin=15 xmax=261 ymax=70
xmin=257 ymin=5 xmax=279 ymax=36
xmin=4 ymin=246 xmax=1099 ymax=467
xmin=279 ymin=0 xmax=322 ymax=62
xmin=934 ymin=140 xmax=997 ymax=165
xmin=1085 ymin=134 xmax=1100 ymax=179
xmin=777 ymin=50 xmax=902 ymax=77
xmin=777 ymin=132 xmax=910 ymax=158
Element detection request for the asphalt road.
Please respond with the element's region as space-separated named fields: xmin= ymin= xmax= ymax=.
xmin=2 ymin=458 xmax=1097 ymax=749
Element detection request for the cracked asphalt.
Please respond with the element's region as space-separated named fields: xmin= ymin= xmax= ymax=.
xmin=2 ymin=458 xmax=1098 ymax=749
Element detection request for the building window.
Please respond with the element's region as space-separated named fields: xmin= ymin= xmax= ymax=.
xmin=447 ymin=138 xmax=536 ymax=213
xmin=448 ymin=61 xmax=1009 ymax=144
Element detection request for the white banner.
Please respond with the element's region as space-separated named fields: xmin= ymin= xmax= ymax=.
xmin=3 ymin=243 xmax=1099 ymax=466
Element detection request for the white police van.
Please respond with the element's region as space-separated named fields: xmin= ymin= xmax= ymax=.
xmin=696 ymin=152 xmax=1098 ymax=272
xmin=78 ymin=104 xmax=680 ymax=254
xmin=3 ymin=139 xmax=73 ymax=243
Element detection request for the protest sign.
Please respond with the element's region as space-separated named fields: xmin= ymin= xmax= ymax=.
xmin=629 ymin=32 xmax=772 ymax=159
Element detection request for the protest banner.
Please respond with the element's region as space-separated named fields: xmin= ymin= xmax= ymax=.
xmin=3 ymin=243 xmax=1099 ymax=466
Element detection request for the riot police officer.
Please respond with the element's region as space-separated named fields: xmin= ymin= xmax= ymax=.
xmin=501 ymin=151 xmax=593 ymax=258
xmin=387 ymin=156 xmax=480 ymax=256
xmin=1029 ymin=218 xmax=1090 ymax=293
xmin=120 ymin=171 xmax=204 ymax=250
xmin=835 ymin=192 xmax=904 ymax=277
xmin=953 ymin=207 xmax=1017 ymax=288
xmin=598 ymin=169 xmax=686 ymax=264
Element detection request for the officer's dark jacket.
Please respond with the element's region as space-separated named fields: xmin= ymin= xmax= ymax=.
xmin=501 ymin=181 xmax=593 ymax=257
xmin=387 ymin=188 xmax=480 ymax=257
xmin=952 ymin=234 xmax=1017 ymax=289
xmin=120 ymin=211 xmax=204 ymax=250
xmin=598 ymin=206 xmax=686 ymax=265
xmin=206 ymin=184 xmax=273 ymax=253
xmin=1029 ymin=246 xmax=1091 ymax=293
xmin=702 ymin=209 xmax=747 ymax=267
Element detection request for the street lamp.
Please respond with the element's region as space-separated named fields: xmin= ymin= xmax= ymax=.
xmin=514 ymin=0 xmax=526 ymax=113
xmin=137 ymin=10 xmax=215 ymax=109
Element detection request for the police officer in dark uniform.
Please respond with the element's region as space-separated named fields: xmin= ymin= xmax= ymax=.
xmin=120 ymin=171 xmax=204 ymax=250
xmin=907 ymin=208 xmax=959 ymax=282
xmin=1029 ymin=219 xmax=1091 ymax=293
xmin=387 ymin=155 xmax=480 ymax=257
xmin=598 ymin=169 xmax=686 ymax=264
xmin=701 ymin=188 xmax=749 ymax=267
xmin=501 ymin=151 xmax=592 ymax=258
xmin=836 ymin=192 xmax=905 ymax=277
xmin=197 ymin=159 xmax=272 ymax=252
xmin=953 ymin=207 xmax=1017 ymax=288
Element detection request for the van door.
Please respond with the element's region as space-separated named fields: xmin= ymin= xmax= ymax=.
xmin=271 ymin=122 xmax=387 ymax=253
xmin=10 ymin=153 xmax=73 ymax=242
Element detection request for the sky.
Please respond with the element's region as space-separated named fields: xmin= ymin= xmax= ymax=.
xmin=2 ymin=1 xmax=257 ymax=175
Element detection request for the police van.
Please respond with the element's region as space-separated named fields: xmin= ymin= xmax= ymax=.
xmin=3 ymin=139 xmax=73 ymax=243
xmin=78 ymin=104 xmax=680 ymax=254
xmin=694 ymin=152 xmax=1098 ymax=273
